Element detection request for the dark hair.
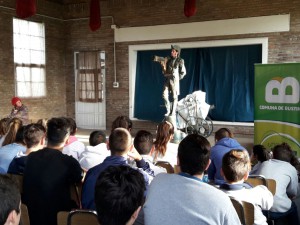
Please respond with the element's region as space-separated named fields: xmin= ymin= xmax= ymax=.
xmin=2 ymin=118 xmax=23 ymax=146
xmin=222 ymin=150 xmax=250 ymax=182
xmin=89 ymin=131 xmax=106 ymax=146
xmin=273 ymin=143 xmax=300 ymax=174
xmin=215 ymin=127 xmax=233 ymax=142
xmin=178 ymin=134 xmax=211 ymax=175
xmin=95 ymin=165 xmax=145 ymax=225
xmin=109 ymin=128 xmax=131 ymax=155
xmin=46 ymin=117 xmax=71 ymax=146
xmin=273 ymin=143 xmax=293 ymax=162
xmin=134 ymin=130 xmax=153 ymax=155
xmin=24 ymin=123 xmax=46 ymax=148
xmin=153 ymin=121 xmax=174 ymax=159
xmin=0 ymin=174 xmax=21 ymax=225
xmin=15 ymin=125 xmax=26 ymax=145
xmin=65 ymin=117 xmax=77 ymax=136
xmin=111 ymin=116 xmax=133 ymax=133
xmin=252 ymin=145 xmax=270 ymax=162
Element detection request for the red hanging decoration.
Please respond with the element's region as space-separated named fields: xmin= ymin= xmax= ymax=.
xmin=16 ymin=0 xmax=36 ymax=19
xmin=184 ymin=0 xmax=197 ymax=18
xmin=89 ymin=0 xmax=101 ymax=31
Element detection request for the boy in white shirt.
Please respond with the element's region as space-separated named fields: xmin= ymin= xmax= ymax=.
xmin=220 ymin=149 xmax=273 ymax=225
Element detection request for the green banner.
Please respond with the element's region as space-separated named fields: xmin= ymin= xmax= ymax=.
xmin=254 ymin=63 xmax=300 ymax=155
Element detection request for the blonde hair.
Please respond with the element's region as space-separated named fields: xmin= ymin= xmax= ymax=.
xmin=2 ymin=118 xmax=23 ymax=146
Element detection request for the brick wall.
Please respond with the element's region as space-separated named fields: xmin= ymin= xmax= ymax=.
xmin=1 ymin=0 xmax=300 ymax=137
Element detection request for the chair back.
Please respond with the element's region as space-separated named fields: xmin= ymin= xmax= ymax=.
xmin=246 ymin=175 xmax=276 ymax=195
xmin=246 ymin=175 xmax=267 ymax=186
xmin=265 ymin=179 xmax=276 ymax=196
xmin=230 ymin=197 xmax=254 ymax=225
xmin=20 ymin=203 xmax=30 ymax=225
xmin=155 ymin=161 xmax=174 ymax=173
xmin=67 ymin=209 xmax=99 ymax=225
xmin=57 ymin=211 xmax=69 ymax=225
xmin=70 ymin=182 xmax=83 ymax=209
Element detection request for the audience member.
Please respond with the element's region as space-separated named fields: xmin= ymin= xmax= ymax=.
xmin=0 ymin=125 xmax=26 ymax=172
xmin=8 ymin=123 xmax=46 ymax=174
xmin=62 ymin=117 xmax=85 ymax=160
xmin=111 ymin=115 xmax=133 ymax=133
xmin=95 ymin=165 xmax=146 ymax=225
xmin=220 ymin=149 xmax=273 ymax=225
xmin=0 ymin=174 xmax=21 ymax=225
xmin=8 ymin=97 xmax=29 ymax=125
xmin=151 ymin=121 xmax=178 ymax=166
xmin=144 ymin=134 xmax=241 ymax=225
xmin=207 ymin=127 xmax=245 ymax=185
xmin=22 ymin=117 xmax=83 ymax=225
xmin=253 ymin=142 xmax=299 ymax=225
xmin=81 ymin=128 xmax=154 ymax=210
xmin=36 ymin=118 xmax=48 ymax=130
xmin=250 ymin=144 xmax=271 ymax=175
xmin=79 ymin=130 xmax=110 ymax=171
xmin=1 ymin=118 xmax=23 ymax=147
xmin=132 ymin=130 xmax=166 ymax=175
xmin=0 ymin=118 xmax=9 ymax=146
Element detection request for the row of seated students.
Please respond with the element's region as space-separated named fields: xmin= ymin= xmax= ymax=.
xmin=1 ymin=114 xmax=299 ymax=225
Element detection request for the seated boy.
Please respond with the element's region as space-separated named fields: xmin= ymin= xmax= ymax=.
xmin=220 ymin=149 xmax=273 ymax=225
xmin=79 ymin=130 xmax=110 ymax=171
xmin=132 ymin=130 xmax=166 ymax=175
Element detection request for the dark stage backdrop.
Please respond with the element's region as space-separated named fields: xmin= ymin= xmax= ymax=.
xmin=134 ymin=45 xmax=262 ymax=122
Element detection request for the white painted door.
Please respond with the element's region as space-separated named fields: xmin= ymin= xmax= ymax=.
xmin=75 ymin=51 xmax=106 ymax=129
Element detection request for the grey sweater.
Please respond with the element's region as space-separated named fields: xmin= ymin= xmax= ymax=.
xmin=144 ymin=173 xmax=241 ymax=225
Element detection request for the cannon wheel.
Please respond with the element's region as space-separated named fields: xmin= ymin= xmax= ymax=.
xmin=185 ymin=117 xmax=213 ymax=137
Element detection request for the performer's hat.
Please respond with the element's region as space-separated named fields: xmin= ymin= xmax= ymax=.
xmin=11 ymin=97 xmax=21 ymax=106
xmin=171 ymin=45 xmax=181 ymax=54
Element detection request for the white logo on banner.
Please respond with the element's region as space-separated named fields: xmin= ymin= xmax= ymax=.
xmin=265 ymin=77 xmax=299 ymax=103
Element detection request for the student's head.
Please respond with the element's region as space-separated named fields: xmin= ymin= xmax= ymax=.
xmin=46 ymin=117 xmax=71 ymax=147
xmin=65 ymin=117 xmax=77 ymax=136
xmin=214 ymin=127 xmax=233 ymax=142
xmin=95 ymin=165 xmax=145 ymax=225
xmin=178 ymin=134 xmax=211 ymax=176
xmin=108 ymin=128 xmax=132 ymax=155
xmin=252 ymin=144 xmax=270 ymax=162
xmin=24 ymin=123 xmax=46 ymax=149
xmin=133 ymin=130 xmax=153 ymax=155
xmin=0 ymin=174 xmax=21 ymax=225
xmin=222 ymin=149 xmax=251 ymax=183
xmin=154 ymin=121 xmax=174 ymax=157
xmin=2 ymin=118 xmax=23 ymax=147
xmin=272 ymin=142 xmax=294 ymax=162
xmin=111 ymin=116 xmax=133 ymax=133
xmin=89 ymin=130 xmax=106 ymax=146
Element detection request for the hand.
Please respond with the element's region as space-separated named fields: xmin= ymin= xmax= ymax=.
xmin=127 ymin=146 xmax=142 ymax=161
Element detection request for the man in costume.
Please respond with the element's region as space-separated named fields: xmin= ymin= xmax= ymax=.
xmin=156 ymin=45 xmax=186 ymax=116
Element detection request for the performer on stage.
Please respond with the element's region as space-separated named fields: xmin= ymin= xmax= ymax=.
xmin=155 ymin=45 xmax=186 ymax=116
xmin=8 ymin=97 xmax=29 ymax=125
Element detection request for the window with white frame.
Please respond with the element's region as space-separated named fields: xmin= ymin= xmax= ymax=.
xmin=13 ymin=18 xmax=46 ymax=97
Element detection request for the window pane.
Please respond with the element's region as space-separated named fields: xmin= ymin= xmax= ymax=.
xmin=13 ymin=18 xmax=46 ymax=97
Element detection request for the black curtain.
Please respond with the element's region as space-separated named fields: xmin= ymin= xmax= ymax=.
xmin=134 ymin=45 xmax=262 ymax=122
